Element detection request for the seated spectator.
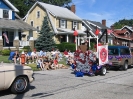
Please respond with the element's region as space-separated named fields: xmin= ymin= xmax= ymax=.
xmin=66 ymin=56 xmax=73 ymax=65
xmin=39 ymin=49 xmax=47 ymax=58
xmin=51 ymin=57 xmax=59 ymax=69
xmin=46 ymin=51 xmax=52 ymax=59
xmin=43 ymin=57 xmax=50 ymax=70
xmin=68 ymin=50 xmax=74 ymax=58
xmin=51 ymin=49 xmax=56 ymax=58
xmin=12 ymin=50 xmax=20 ymax=65
xmin=24 ymin=51 xmax=31 ymax=64
xmin=36 ymin=57 xmax=44 ymax=71
xmin=63 ymin=49 xmax=69 ymax=58
xmin=31 ymin=50 xmax=38 ymax=63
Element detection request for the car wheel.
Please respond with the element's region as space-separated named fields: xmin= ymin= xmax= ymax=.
xmin=11 ymin=76 xmax=29 ymax=94
xmin=100 ymin=67 xmax=106 ymax=76
xmin=122 ymin=61 xmax=128 ymax=70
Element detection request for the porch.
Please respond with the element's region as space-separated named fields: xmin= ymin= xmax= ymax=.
xmin=0 ymin=19 xmax=36 ymax=50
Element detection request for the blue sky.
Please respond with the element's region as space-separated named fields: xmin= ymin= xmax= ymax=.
xmin=72 ymin=0 xmax=133 ymax=27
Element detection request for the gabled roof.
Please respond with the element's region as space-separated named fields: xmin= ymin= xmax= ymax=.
xmin=112 ymin=32 xmax=133 ymax=40
xmin=121 ymin=25 xmax=133 ymax=32
xmin=3 ymin=0 xmax=19 ymax=12
xmin=82 ymin=19 xmax=110 ymax=37
xmin=24 ymin=1 xmax=81 ymax=21
xmin=113 ymin=29 xmax=128 ymax=34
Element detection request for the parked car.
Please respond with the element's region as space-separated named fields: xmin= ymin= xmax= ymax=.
xmin=0 ymin=63 xmax=34 ymax=94
xmin=108 ymin=46 xmax=133 ymax=70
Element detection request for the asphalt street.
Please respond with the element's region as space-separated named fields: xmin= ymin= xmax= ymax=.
xmin=1 ymin=67 xmax=133 ymax=99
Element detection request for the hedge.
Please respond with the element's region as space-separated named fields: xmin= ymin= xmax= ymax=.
xmin=56 ymin=42 xmax=76 ymax=52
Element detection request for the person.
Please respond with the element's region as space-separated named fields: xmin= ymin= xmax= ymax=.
xmin=43 ymin=57 xmax=50 ymax=70
xmin=68 ymin=50 xmax=74 ymax=58
xmin=63 ymin=49 xmax=68 ymax=58
xmin=24 ymin=51 xmax=31 ymax=64
xmin=51 ymin=49 xmax=56 ymax=58
xmin=31 ymin=50 xmax=38 ymax=63
xmin=51 ymin=57 xmax=59 ymax=69
xmin=12 ymin=50 xmax=20 ymax=64
xmin=39 ymin=49 xmax=47 ymax=58
xmin=36 ymin=57 xmax=44 ymax=71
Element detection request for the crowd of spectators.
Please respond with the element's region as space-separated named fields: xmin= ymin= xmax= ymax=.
xmin=10 ymin=48 xmax=73 ymax=70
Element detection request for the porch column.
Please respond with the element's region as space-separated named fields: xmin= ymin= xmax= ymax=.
xmin=0 ymin=28 xmax=3 ymax=50
xmin=78 ymin=36 xmax=80 ymax=46
xmin=13 ymin=30 xmax=19 ymax=50
xmin=66 ymin=34 xmax=69 ymax=42
xmin=29 ymin=30 xmax=34 ymax=51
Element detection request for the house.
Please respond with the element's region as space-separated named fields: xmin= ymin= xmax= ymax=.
xmin=23 ymin=1 xmax=86 ymax=44
xmin=82 ymin=19 xmax=113 ymax=45
xmin=0 ymin=0 xmax=36 ymax=50
xmin=111 ymin=25 xmax=133 ymax=47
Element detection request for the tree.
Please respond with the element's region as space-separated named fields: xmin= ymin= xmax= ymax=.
xmin=9 ymin=0 xmax=72 ymax=18
xmin=35 ymin=16 xmax=56 ymax=51
xmin=113 ymin=19 xmax=133 ymax=29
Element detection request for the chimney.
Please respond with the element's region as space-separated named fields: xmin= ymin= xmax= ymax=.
xmin=71 ymin=4 xmax=75 ymax=13
xmin=102 ymin=19 xmax=106 ymax=26
xmin=110 ymin=25 xmax=114 ymax=30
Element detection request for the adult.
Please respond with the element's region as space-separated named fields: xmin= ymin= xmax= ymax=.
xmin=63 ymin=49 xmax=69 ymax=58
xmin=12 ymin=50 xmax=20 ymax=64
xmin=24 ymin=51 xmax=31 ymax=64
xmin=31 ymin=50 xmax=38 ymax=63
xmin=39 ymin=49 xmax=46 ymax=58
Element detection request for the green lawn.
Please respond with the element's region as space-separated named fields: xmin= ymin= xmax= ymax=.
xmin=0 ymin=55 xmax=68 ymax=71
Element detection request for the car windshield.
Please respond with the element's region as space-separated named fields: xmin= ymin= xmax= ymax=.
xmin=108 ymin=48 xmax=119 ymax=55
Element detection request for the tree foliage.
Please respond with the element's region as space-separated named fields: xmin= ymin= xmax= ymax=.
xmin=9 ymin=0 xmax=72 ymax=18
xmin=113 ymin=19 xmax=133 ymax=29
xmin=35 ymin=16 xmax=56 ymax=51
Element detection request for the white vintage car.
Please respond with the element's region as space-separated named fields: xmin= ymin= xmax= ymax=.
xmin=0 ymin=63 xmax=34 ymax=94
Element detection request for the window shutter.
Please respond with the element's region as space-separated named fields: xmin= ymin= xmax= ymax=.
xmin=72 ymin=21 xmax=73 ymax=30
xmin=59 ymin=19 xmax=60 ymax=28
xmin=65 ymin=20 xmax=67 ymax=28
xmin=9 ymin=10 xmax=12 ymax=19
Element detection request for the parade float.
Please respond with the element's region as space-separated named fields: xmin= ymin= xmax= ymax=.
xmin=71 ymin=28 xmax=111 ymax=77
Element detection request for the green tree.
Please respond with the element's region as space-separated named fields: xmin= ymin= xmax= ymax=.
xmin=35 ymin=16 xmax=56 ymax=51
xmin=9 ymin=0 xmax=72 ymax=18
xmin=113 ymin=19 xmax=133 ymax=29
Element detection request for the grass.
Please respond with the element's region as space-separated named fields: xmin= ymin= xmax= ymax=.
xmin=0 ymin=55 xmax=68 ymax=71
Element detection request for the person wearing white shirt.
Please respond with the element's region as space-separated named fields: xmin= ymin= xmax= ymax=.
xmin=31 ymin=50 xmax=38 ymax=63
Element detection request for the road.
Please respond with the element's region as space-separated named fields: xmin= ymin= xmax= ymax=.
xmin=0 ymin=67 xmax=133 ymax=99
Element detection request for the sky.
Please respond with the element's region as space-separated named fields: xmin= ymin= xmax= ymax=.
xmin=72 ymin=0 xmax=133 ymax=27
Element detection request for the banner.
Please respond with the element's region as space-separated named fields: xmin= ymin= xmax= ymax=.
xmin=98 ymin=45 xmax=108 ymax=65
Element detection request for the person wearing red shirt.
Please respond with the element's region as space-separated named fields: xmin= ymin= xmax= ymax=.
xmin=63 ymin=49 xmax=69 ymax=58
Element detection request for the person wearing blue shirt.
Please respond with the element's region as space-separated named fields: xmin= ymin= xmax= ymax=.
xmin=39 ymin=49 xmax=46 ymax=58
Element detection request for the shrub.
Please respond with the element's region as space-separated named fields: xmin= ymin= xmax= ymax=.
xmin=1 ymin=49 xmax=10 ymax=56
xmin=56 ymin=42 xmax=76 ymax=52
xmin=23 ymin=46 xmax=31 ymax=52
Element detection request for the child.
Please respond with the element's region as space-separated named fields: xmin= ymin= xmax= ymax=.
xmin=51 ymin=57 xmax=58 ymax=69
xmin=36 ymin=57 xmax=44 ymax=71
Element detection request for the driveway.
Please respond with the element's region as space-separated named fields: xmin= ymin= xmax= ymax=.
xmin=1 ymin=67 xmax=133 ymax=99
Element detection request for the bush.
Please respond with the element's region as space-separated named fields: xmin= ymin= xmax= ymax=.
xmin=23 ymin=46 xmax=31 ymax=52
xmin=1 ymin=49 xmax=10 ymax=56
xmin=56 ymin=42 xmax=76 ymax=52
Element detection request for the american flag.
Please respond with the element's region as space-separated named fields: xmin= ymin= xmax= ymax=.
xmin=107 ymin=29 xmax=113 ymax=35
xmin=3 ymin=33 xmax=9 ymax=44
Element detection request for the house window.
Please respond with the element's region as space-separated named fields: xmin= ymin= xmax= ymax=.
xmin=37 ymin=11 xmax=40 ymax=18
xmin=3 ymin=10 xmax=9 ymax=18
xmin=36 ymin=26 xmax=40 ymax=32
xmin=60 ymin=19 xmax=66 ymax=28
xmin=31 ymin=21 xmax=33 ymax=26
xmin=73 ymin=21 xmax=78 ymax=30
